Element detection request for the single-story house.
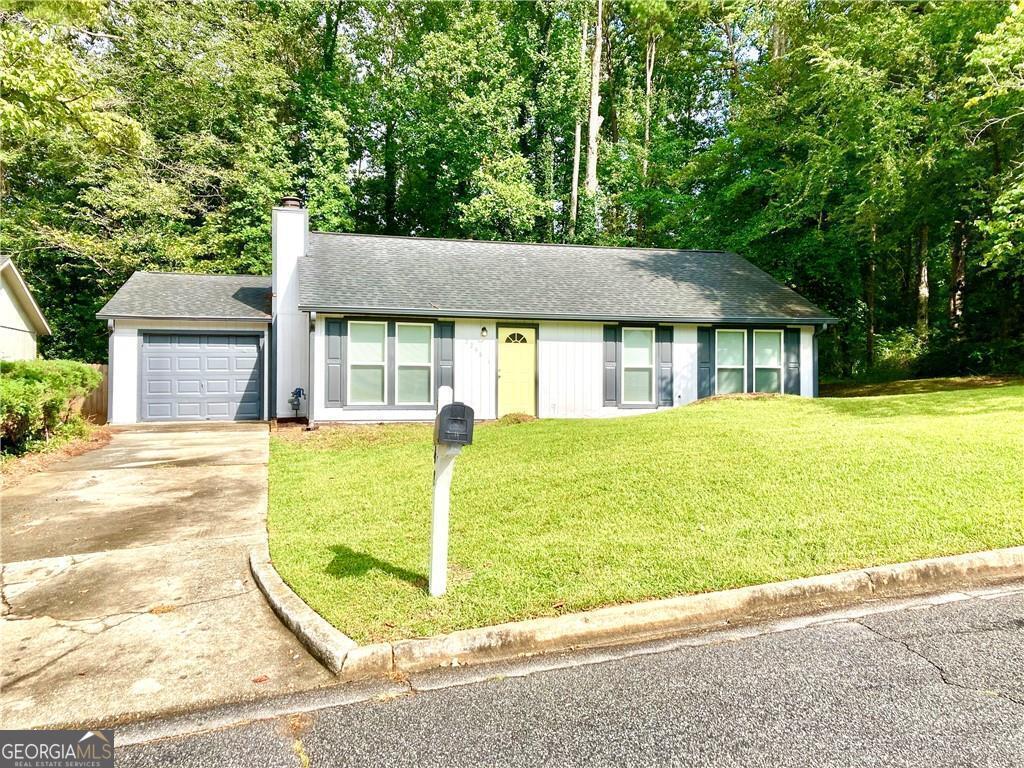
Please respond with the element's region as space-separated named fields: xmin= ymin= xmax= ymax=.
xmin=1 ymin=256 xmax=51 ymax=361
xmin=97 ymin=198 xmax=835 ymax=424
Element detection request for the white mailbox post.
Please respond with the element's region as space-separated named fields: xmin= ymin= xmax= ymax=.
xmin=429 ymin=385 xmax=474 ymax=598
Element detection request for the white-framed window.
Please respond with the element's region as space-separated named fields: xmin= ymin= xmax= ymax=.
xmin=348 ymin=320 xmax=387 ymax=404
xmin=753 ymin=330 xmax=783 ymax=393
xmin=395 ymin=322 xmax=433 ymax=405
xmin=715 ymin=329 xmax=746 ymax=394
xmin=621 ymin=327 xmax=655 ymax=404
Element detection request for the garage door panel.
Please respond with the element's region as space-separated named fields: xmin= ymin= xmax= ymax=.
xmin=206 ymin=402 xmax=231 ymax=418
xmin=175 ymin=379 xmax=202 ymax=395
xmin=140 ymin=333 xmax=262 ymax=422
xmin=146 ymin=380 xmax=172 ymax=395
xmin=234 ymin=375 xmax=260 ymax=394
xmin=206 ymin=378 xmax=230 ymax=394
xmin=146 ymin=403 xmax=173 ymax=419
xmin=176 ymin=402 xmax=202 ymax=418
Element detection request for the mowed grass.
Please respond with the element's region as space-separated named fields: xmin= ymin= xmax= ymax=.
xmin=268 ymin=383 xmax=1024 ymax=643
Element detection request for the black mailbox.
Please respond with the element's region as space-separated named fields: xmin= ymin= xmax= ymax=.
xmin=435 ymin=402 xmax=474 ymax=446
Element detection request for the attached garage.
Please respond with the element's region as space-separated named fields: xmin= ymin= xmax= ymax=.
xmin=140 ymin=333 xmax=263 ymax=421
xmin=98 ymin=272 xmax=272 ymax=424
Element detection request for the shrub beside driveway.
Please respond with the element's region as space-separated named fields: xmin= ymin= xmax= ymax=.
xmin=268 ymin=383 xmax=1024 ymax=644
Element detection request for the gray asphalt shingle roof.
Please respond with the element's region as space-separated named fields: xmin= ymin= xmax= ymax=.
xmin=299 ymin=233 xmax=834 ymax=323
xmin=97 ymin=272 xmax=271 ymax=320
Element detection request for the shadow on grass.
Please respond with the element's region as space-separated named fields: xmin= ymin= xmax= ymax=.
xmin=814 ymin=386 xmax=1024 ymax=420
xmin=326 ymin=545 xmax=427 ymax=590
xmin=820 ymin=375 xmax=1023 ymax=399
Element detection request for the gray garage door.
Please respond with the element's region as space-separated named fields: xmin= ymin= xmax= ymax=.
xmin=140 ymin=333 xmax=263 ymax=421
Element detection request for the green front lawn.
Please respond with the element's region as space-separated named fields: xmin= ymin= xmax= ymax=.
xmin=268 ymin=383 xmax=1024 ymax=643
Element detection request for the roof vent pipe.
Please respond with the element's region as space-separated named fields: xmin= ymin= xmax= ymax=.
xmin=279 ymin=195 xmax=302 ymax=209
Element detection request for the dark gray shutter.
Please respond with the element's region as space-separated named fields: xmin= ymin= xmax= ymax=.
xmin=656 ymin=326 xmax=673 ymax=406
xmin=436 ymin=322 xmax=454 ymax=392
xmin=784 ymin=328 xmax=801 ymax=394
xmin=325 ymin=319 xmax=345 ymax=407
xmin=603 ymin=325 xmax=619 ymax=406
xmin=813 ymin=329 xmax=820 ymax=397
xmin=697 ymin=327 xmax=713 ymax=399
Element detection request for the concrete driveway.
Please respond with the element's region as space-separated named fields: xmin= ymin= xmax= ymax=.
xmin=1 ymin=424 xmax=333 ymax=729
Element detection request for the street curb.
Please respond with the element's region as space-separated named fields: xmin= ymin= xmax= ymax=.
xmin=332 ymin=545 xmax=1024 ymax=679
xmin=248 ymin=544 xmax=357 ymax=675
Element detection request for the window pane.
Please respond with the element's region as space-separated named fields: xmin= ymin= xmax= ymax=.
xmin=397 ymin=367 xmax=430 ymax=403
xmin=754 ymin=331 xmax=781 ymax=367
xmin=717 ymin=331 xmax=744 ymax=367
xmin=623 ymin=368 xmax=653 ymax=402
xmin=350 ymin=365 xmax=384 ymax=403
xmin=623 ymin=329 xmax=653 ymax=366
xmin=755 ymin=368 xmax=781 ymax=393
xmin=350 ymin=323 xmax=385 ymax=363
xmin=397 ymin=325 xmax=431 ymax=364
xmin=717 ymin=368 xmax=744 ymax=394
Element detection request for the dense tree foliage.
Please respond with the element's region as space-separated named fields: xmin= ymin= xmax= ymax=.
xmin=2 ymin=0 xmax=1022 ymax=375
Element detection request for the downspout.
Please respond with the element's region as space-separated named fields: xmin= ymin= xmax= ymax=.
xmin=106 ymin=319 xmax=114 ymax=425
xmin=269 ymin=317 xmax=277 ymax=424
xmin=307 ymin=311 xmax=316 ymax=429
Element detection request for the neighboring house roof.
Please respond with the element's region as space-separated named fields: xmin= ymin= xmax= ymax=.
xmin=96 ymin=272 xmax=271 ymax=321
xmin=299 ymin=233 xmax=835 ymax=324
xmin=0 ymin=256 xmax=52 ymax=335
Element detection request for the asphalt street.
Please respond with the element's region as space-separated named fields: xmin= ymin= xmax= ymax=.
xmin=117 ymin=584 xmax=1024 ymax=768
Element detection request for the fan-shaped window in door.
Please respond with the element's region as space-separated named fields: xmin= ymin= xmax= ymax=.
xmin=504 ymin=332 xmax=528 ymax=344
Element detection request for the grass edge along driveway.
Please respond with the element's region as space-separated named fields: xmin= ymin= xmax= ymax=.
xmin=268 ymin=382 xmax=1024 ymax=644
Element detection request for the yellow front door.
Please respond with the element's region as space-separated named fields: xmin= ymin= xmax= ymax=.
xmin=497 ymin=326 xmax=537 ymax=417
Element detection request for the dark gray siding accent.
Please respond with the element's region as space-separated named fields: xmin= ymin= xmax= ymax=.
xmin=325 ymin=318 xmax=345 ymax=407
xmin=697 ymin=327 xmax=713 ymax=399
xmin=436 ymin=322 xmax=455 ymax=391
xmin=603 ymin=325 xmax=619 ymax=406
xmin=784 ymin=328 xmax=801 ymax=394
xmin=813 ymin=328 xmax=820 ymax=397
xmin=656 ymin=326 xmax=673 ymax=406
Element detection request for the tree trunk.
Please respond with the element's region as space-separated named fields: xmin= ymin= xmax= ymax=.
xmin=585 ymin=0 xmax=604 ymax=199
xmin=948 ymin=218 xmax=967 ymax=335
xmin=642 ymin=34 xmax=656 ymax=179
xmin=866 ymin=223 xmax=876 ymax=368
xmin=915 ymin=223 xmax=930 ymax=338
xmin=721 ymin=21 xmax=740 ymax=87
xmin=383 ymin=118 xmax=397 ymax=234
xmin=568 ymin=15 xmax=588 ymax=239
xmin=602 ymin=3 xmax=618 ymax=145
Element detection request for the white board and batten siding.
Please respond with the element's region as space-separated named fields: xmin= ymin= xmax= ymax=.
xmin=108 ymin=318 xmax=270 ymax=425
xmin=309 ymin=317 xmax=816 ymax=423
xmin=0 ymin=268 xmax=41 ymax=360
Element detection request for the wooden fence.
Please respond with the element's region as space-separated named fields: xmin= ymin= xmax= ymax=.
xmin=80 ymin=363 xmax=108 ymax=424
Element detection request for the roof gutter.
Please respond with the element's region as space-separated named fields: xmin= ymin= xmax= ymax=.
xmin=297 ymin=305 xmax=839 ymax=325
xmin=95 ymin=313 xmax=272 ymax=322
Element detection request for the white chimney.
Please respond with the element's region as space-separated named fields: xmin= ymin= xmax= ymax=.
xmin=272 ymin=197 xmax=309 ymax=419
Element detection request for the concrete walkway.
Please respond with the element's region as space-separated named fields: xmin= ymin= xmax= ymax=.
xmin=1 ymin=424 xmax=333 ymax=729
